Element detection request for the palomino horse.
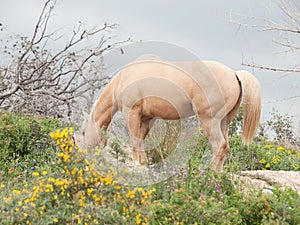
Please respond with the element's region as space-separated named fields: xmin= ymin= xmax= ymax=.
xmin=79 ymin=59 xmax=261 ymax=172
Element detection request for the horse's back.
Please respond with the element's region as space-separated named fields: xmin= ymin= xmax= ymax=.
xmin=112 ymin=59 xmax=241 ymax=118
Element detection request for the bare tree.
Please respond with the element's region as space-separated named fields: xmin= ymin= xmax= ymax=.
xmin=0 ymin=0 xmax=127 ymax=122
xmin=231 ymin=0 xmax=300 ymax=73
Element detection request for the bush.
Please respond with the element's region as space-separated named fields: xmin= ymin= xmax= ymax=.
xmin=225 ymin=136 xmax=261 ymax=171
xmin=0 ymin=128 xmax=154 ymax=225
xmin=258 ymin=144 xmax=300 ymax=171
xmin=0 ymin=112 xmax=61 ymax=178
xmin=193 ymin=130 xmax=300 ymax=172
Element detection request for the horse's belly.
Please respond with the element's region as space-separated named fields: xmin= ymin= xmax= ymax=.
xmin=141 ymin=97 xmax=194 ymax=120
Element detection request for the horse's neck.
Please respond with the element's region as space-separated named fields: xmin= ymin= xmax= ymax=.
xmin=92 ymin=88 xmax=114 ymax=130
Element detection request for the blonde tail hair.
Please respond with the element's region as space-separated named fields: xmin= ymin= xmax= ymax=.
xmin=236 ymin=70 xmax=261 ymax=144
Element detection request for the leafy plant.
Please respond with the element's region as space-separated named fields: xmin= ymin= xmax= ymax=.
xmin=225 ymin=136 xmax=261 ymax=171
xmin=0 ymin=128 xmax=154 ymax=225
xmin=258 ymin=144 xmax=300 ymax=171
xmin=151 ymin=154 xmax=300 ymax=225
xmin=0 ymin=112 xmax=61 ymax=178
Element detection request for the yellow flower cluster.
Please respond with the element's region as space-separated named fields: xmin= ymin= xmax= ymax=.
xmin=259 ymin=144 xmax=300 ymax=171
xmin=3 ymin=128 xmax=154 ymax=224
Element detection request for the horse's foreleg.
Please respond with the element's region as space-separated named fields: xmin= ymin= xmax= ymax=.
xmin=126 ymin=110 xmax=148 ymax=165
xmin=131 ymin=137 xmax=147 ymax=164
xmin=140 ymin=119 xmax=151 ymax=140
xmin=135 ymin=119 xmax=151 ymax=164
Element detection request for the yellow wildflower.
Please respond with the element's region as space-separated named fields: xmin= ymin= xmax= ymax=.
xmin=259 ymin=159 xmax=266 ymax=164
xmin=292 ymin=163 xmax=299 ymax=170
xmin=137 ymin=187 xmax=143 ymax=192
xmin=32 ymin=172 xmax=40 ymax=177
xmin=63 ymin=154 xmax=70 ymax=162
xmin=42 ymin=171 xmax=48 ymax=175
xmin=126 ymin=189 xmax=136 ymax=199
xmin=277 ymin=146 xmax=284 ymax=151
xmin=71 ymin=167 xmax=78 ymax=175
xmin=271 ymin=155 xmax=281 ymax=164
xmin=13 ymin=189 xmax=21 ymax=195
xmin=264 ymin=144 xmax=272 ymax=149
xmin=87 ymin=188 xmax=93 ymax=195
xmin=4 ymin=197 xmax=12 ymax=203
xmin=136 ymin=213 xmax=142 ymax=225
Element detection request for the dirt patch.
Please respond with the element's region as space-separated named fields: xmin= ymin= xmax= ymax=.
xmin=232 ymin=170 xmax=300 ymax=195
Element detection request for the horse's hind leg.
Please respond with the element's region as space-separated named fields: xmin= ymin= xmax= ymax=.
xmin=217 ymin=97 xmax=242 ymax=170
xmin=214 ymin=123 xmax=229 ymax=172
xmin=200 ymin=118 xmax=227 ymax=172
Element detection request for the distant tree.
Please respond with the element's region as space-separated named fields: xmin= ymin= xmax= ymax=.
xmin=0 ymin=0 xmax=127 ymax=122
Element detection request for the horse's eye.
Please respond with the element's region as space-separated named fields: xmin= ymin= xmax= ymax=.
xmin=82 ymin=131 xmax=85 ymax=136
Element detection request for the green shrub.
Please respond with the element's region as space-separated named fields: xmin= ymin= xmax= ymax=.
xmin=258 ymin=144 xmax=300 ymax=171
xmin=192 ymin=131 xmax=300 ymax=172
xmin=0 ymin=128 xmax=154 ymax=225
xmin=225 ymin=136 xmax=261 ymax=171
xmin=151 ymin=187 xmax=243 ymax=225
xmin=0 ymin=112 xmax=61 ymax=177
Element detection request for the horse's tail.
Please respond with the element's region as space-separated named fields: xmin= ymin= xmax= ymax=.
xmin=236 ymin=70 xmax=261 ymax=144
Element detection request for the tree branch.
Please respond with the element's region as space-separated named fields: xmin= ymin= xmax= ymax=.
xmin=242 ymin=62 xmax=300 ymax=73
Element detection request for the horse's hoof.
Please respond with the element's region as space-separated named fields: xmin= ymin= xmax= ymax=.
xmin=139 ymin=159 xmax=148 ymax=166
xmin=138 ymin=153 xmax=148 ymax=165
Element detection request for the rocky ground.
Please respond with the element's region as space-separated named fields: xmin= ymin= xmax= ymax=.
xmin=232 ymin=170 xmax=300 ymax=195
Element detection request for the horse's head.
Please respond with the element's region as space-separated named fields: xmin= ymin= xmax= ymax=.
xmin=75 ymin=111 xmax=101 ymax=149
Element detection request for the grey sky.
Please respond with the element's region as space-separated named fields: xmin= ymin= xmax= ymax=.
xmin=1 ymin=0 xmax=299 ymax=127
